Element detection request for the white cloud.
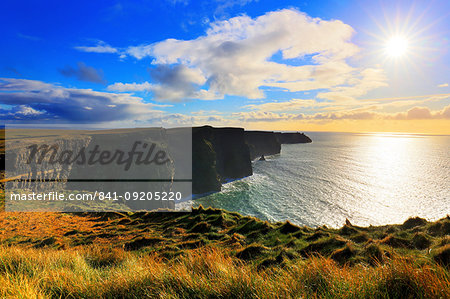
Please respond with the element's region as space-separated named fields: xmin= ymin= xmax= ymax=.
xmin=17 ymin=33 xmax=41 ymax=41
xmin=190 ymin=110 xmax=223 ymax=115
xmin=148 ymin=9 xmax=360 ymax=99
xmin=233 ymin=111 xmax=294 ymax=122
xmin=317 ymin=68 xmax=388 ymax=103
xmin=125 ymin=44 xmax=153 ymax=59
xmin=0 ymin=77 xmax=54 ymax=91
xmin=104 ymin=9 xmax=385 ymax=102
xmin=75 ymin=41 xmax=118 ymax=54
xmin=108 ymin=82 xmax=156 ymax=92
xmin=214 ymin=0 xmax=257 ymax=15
xmin=438 ymin=83 xmax=448 ymax=88
xmin=146 ymin=113 xmax=194 ymax=126
xmin=232 ymin=105 xmax=450 ymax=122
xmin=107 ymin=81 xmax=221 ymax=102
xmin=244 ymin=98 xmax=331 ymax=112
xmin=0 ymin=105 xmax=46 ymax=121
xmin=14 ymin=105 xmax=45 ymax=116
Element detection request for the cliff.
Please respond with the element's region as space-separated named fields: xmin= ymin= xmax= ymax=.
xmin=192 ymin=126 xmax=252 ymax=194
xmin=244 ymin=131 xmax=281 ymax=161
xmin=275 ymin=132 xmax=312 ymax=144
xmin=2 ymin=128 xmax=182 ymax=211
xmin=1 ymin=127 xmax=312 ymax=197
xmin=244 ymin=131 xmax=312 ymax=161
xmin=192 ymin=128 xmax=312 ymax=194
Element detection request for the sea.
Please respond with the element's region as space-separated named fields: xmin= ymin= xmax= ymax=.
xmin=195 ymin=132 xmax=450 ymax=228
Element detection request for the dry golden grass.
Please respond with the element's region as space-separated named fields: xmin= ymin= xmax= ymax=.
xmin=0 ymin=245 xmax=449 ymax=298
xmin=0 ymin=206 xmax=449 ymax=298
xmin=0 ymin=211 xmax=142 ymax=249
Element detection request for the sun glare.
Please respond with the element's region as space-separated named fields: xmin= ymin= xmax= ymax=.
xmin=385 ymin=36 xmax=409 ymax=57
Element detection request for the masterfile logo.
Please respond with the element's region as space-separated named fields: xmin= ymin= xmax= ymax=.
xmin=4 ymin=127 xmax=192 ymax=212
xmin=26 ymin=141 xmax=171 ymax=171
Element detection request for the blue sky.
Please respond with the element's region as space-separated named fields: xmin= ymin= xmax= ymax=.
xmin=1 ymin=0 xmax=449 ymax=133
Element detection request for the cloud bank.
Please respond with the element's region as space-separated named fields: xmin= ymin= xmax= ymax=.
xmin=234 ymin=105 xmax=450 ymax=122
xmin=77 ymin=9 xmax=385 ymax=103
xmin=0 ymin=78 xmax=163 ymax=123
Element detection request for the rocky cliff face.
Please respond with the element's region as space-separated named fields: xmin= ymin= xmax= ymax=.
xmin=192 ymin=126 xmax=252 ymax=194
xmin=192 ymin=128 xmax=312 ymax=194
xmin=244 ymin=131 xmax=281 ymax=160
xmin=244 ymin=131 xmax=312 ymax=161
xmin=6 ymin=134 xmax=92 ymax=191
xmin=275 ymin=132 xmax=312 ymax=144
xmin=3 ymin=129 xmax=181 ymax=211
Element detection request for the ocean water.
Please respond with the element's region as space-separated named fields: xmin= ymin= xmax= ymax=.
xmin=195 ymin=132 xmax=450 ymax=227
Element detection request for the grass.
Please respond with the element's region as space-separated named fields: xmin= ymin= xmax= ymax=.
xmin=0 ymin=206 xmax=449 ymax=297
xmin=0 ymin=246 xmax=448 ymax=298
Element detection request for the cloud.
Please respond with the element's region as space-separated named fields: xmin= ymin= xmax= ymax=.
xmin=143 ymin=112 xmax=230 ymax=127
xmin=406 ymin=107 xmax=433 ymax=119
xmin=238 ymin=91 xmax=450 ymax=122
xmin=74 ymin=41 xmax=118 ymax=54
xmin=359 ymin=93 xmax=450 ymax=103
xmin=148 ymin=64 xmax=206 ymax=100
xmin=319 ymin=111 xmax=376 ymax=120
xmin=190 ymin=110 xmax=222 ymax=115
xmin=317 ymin=68 xmax=388 ymax=102
xmin=442 ymin=105 xmax=450 ymax=119
xmin=59 ymin=62 xmax=106 ymax=84
xmin=107 ymin=82 xmax=155 ymax=92
xmin=4 ymin=77 xmax=445 ymax=126
xmin=0 ymin=78 xmax=163 ymax=123
xmin=150 ymin=64 xmax=205 ymax=86
xmin=17 ymin=33 xmax=41 ymax=41
xmin=207 ymin=116 xmax=224 ymax=122
xmin=214 ymin=0 xmax=258 ymax=15
xmin=391 ymin=105 xmax=450 ymax=120
xmin=145 ymin=113 xmax=194 ymax=126
xmin=233 ymin=110 xmax=378 ymax=122
xmin=108 ymin=64 xmax=222 ymax=102
xmin=233 ymin=111 xmax=294 ymax=122
xmin=438 ymin=83 xmax=448 ymax=88
xmin=148 ymin=9 xmax=360 ymax=99
xmin=103 ymin=9 xmax=385 ymax=102
xmin=108 ymin=81 xmax=221 ymax=102
xmin=14 ymin=105 xmax=45 ymax=116
xmin=244 ymin=99 xmax=331 ymax=112
xmin=167 ymin=0 xmax=189 ymax=5
xmin=0 ymin=77 xmax=54 ymax=91
xmin=0 ymin=105 xmax=46 ymax=120
xmin=233 ymin=105 xmax=450 ymax=122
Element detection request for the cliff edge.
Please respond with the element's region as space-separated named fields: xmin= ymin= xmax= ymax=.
xmin=192 ymin=127 xmax=312 ymax=194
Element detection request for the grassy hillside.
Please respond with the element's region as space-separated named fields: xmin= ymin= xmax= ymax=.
xmin=0 ymin=206 xmax=449 ymax=298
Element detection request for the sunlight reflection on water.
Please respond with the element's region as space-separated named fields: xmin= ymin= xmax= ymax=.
xmin=196 ymin=132 xmax=450 ymax=227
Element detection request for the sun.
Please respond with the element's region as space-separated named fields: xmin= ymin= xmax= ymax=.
xmin=385 ymin=36 xmax=409 ymax=58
